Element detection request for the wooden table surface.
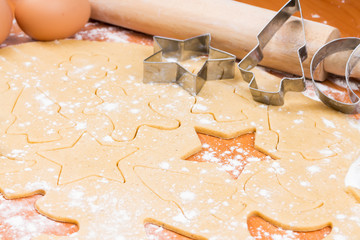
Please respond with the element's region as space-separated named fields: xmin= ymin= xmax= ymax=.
xmin=0 ymin=0 xmax=359 ymax=239
xmin=238 ymin=0 xmax=360 ymax=38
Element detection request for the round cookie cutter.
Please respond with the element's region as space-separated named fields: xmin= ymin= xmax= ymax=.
xmin=310 ymin=38 xmax=360 ymax=114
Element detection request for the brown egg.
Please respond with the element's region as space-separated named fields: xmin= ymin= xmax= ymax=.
xmin=0 ymin=0 xmax=13 ymax=44
xmin=15 ymin=0 xmax=91 ymax=41
xmin=6 ymin=0 xmax=15 ymax=14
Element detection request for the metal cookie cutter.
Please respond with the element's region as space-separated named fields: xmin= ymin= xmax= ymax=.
xmin=310 ymin=38 xmax=360 ymax=114
xmin=143 ymin=34 xmax=235 ymax=95
xmin=238 ymin=0 xmax=307 ymax=105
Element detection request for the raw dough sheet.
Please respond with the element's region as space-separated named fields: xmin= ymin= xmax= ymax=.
xmin=0 ymin=39 xmax=360 ymax=240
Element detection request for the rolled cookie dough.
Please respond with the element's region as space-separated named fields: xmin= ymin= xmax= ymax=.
xmin=0 ymin=40 xmax=359 ymax=240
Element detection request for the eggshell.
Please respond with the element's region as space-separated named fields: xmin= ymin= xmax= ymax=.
xmin=15 ymin=0 xmax=91 ymax=41
xmin=0 ymin=0 xmax=13 ymax=44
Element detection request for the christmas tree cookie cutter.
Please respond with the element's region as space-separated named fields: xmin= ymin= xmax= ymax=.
xmin=310 ymin=37 xmax=360 ymax=114
xmin=238 ymin=0 xmax=307 ymax=106
xmin=143 ymin=34 xmax=236 ymax=96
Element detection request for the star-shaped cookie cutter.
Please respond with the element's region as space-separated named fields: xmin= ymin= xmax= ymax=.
xmin=143 ymin=34 xmax=235 ymax=95
xmin=238 ymin=0 xmax=307 ymax=106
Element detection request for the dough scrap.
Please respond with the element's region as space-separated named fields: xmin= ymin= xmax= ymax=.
xmin=0 ymin=40 xmax=359 ymax=239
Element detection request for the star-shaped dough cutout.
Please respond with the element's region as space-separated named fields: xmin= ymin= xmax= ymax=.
xmin=38 ymin=133 xmax=137 ymax=185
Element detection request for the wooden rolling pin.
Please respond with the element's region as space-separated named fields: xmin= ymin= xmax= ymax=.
xmin=89 ymin=0 xmax=360 ymax=80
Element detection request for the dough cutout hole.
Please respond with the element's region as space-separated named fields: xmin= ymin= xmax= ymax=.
xmin=144 ymin=215 xmax=332 ymax=240
xmin=187 ymin=133 xmax=272 ymax=179
xmin=247 ymin=214 xmax=331 ymax=240
xmin=0 ymin=193 xmax=78 ymax=238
